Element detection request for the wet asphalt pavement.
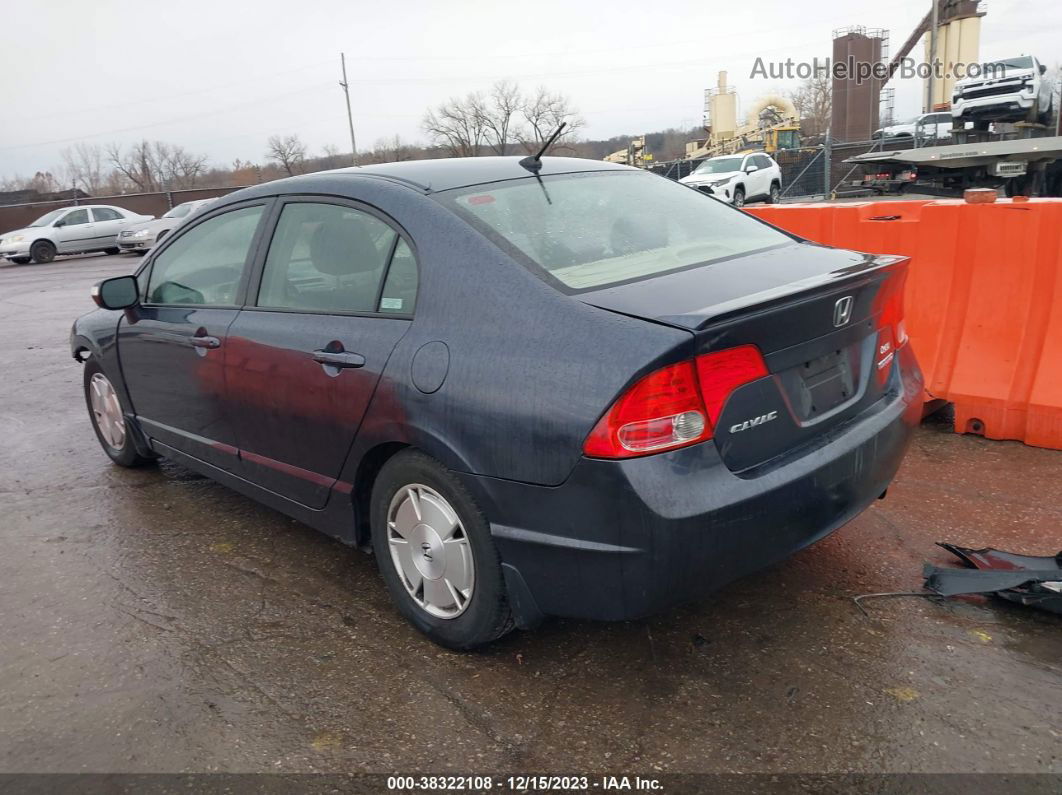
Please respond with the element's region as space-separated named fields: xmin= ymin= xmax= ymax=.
xmin=1 ymin=253 xmax=1060 ymax=776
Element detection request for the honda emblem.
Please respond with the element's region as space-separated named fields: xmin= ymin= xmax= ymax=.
xmin=833 ymin=295 xmax=854 ymax=327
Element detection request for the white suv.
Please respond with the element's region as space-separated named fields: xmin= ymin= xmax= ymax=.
xmin=679 ymin=153 xmax=782 ymax=207
xmin=952 ymin=55 xmax=1055 ymax=124
xmin=0 ymin=204 xmax=153 ymax=264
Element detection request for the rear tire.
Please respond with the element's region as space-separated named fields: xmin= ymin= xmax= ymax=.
xmin=104 ymin=247 xmax=120 ymax=255
xmin=732 ymin=187 xmax=746 ymax=208
xmin=83 ymin=359 xmax=154 ymax=468
xmin=9 ymin=256 xmax=30 ymax=265
xmin=30 ymin=240 xmax=56 ymax=264
xmin=371 ymin=450 xmax=514 ymax=649
xmin=767 ymin=181 xmax=781 ymax=204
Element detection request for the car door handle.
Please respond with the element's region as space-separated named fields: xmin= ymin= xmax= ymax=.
xmin=312 ymin=349 xmax=365 ymax=369
xmin=189 ymin=335 xmax=221 ymax=349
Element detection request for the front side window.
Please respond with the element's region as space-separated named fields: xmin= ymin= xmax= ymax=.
xmin=441 ymin=171 xmax=791 ymax=292
xmin=146 ymin=205 xmax=264 ymax=305
xmin=92 ymin=207 xmax=122 ymax=221
xmin=257 ymin=202 xmax=400 ymax=314
xmin=61 ymin=209 xmax=89 ymax=226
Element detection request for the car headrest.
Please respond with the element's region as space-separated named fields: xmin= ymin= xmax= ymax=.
xmin=309 ymin=218 xmax=381 ymax=277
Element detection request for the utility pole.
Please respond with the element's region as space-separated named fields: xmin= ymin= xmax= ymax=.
xmin=339 ymin=53 xmax=358 ymax=166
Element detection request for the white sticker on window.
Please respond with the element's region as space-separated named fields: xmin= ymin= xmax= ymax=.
xmin=380 ymin=297 xmax=404 ymax=310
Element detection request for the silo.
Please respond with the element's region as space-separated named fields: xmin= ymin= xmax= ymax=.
xmin=923 ymin=11 xmax=982 ymax=110
xmin=707 ymin=71 xmax=738 ymax=144
xmin=830 ymin=27 xmax=885 ymax=142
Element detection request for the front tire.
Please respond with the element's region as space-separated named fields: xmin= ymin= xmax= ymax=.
xmin=371 ymin=450 xmax=514 ymax=649
xmin=9 ymin=256 xmax=31 ymax=265
xmin=83 ymin=360 xmax=154 ymax=468
xmin=732 ymin=187 xmax=746 ymax=208
xmin=30 ymin=240 xmax=56 ymax=264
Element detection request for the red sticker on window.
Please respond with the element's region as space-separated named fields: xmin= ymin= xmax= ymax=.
xmin=467 ymin=195 xmax=495 ymax=205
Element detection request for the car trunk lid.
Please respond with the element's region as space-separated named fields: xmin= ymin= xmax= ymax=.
xmin=579 ymin=241 xmax=909 ymax=473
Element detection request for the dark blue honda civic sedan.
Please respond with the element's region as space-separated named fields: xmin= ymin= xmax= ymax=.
xmin=72 ymin=156 xmax=923 ymax=648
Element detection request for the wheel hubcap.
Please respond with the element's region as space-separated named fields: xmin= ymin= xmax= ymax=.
xmin=89 ymin=373 xmax=126 ymax=450
xmin=387 ymin=484 xmax=474 ymax=619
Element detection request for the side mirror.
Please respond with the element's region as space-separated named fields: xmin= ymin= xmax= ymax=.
xmin=92 ymin=275 xmax=139 ymax=310
xmin=1039 ymin=63 xmax=1047 ymax=75
xmin=54 ymin=219 xmax=65 ymax=227
xmin=745 ymin=165 xmax=759 ymax=173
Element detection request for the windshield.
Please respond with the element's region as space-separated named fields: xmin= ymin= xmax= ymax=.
xmin=441 ymin=171 xmax=791 ymax=292
xmin=29 ymin=209 xmax=66 ymax=227
xmin=162 ymin=203 xmax=194 ymax=220
xmin=985 ymin=56 xmax=1033 ymax=71
xmin=693 ymin=157 xmax=743 ymax=175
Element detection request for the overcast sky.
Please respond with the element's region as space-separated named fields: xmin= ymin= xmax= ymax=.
xmin=0 ymin=0 xmax=1056 ymax=179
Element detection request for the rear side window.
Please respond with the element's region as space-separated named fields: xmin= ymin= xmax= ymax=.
xmin=92 ymin=207 xmax=122 ymax=221
xmin=146 ymin=205 xmax=264 ymax=305
xmin=256 ymin=202 xmax=402 ymax=314
xmin=441 ymin=171 xmax=790 ymax=292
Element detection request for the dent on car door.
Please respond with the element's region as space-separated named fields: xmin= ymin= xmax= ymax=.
xmin=116 ymin=202 xmax=270 ymax=470
xmin=224 ymin=199 xmax=418 ymax=509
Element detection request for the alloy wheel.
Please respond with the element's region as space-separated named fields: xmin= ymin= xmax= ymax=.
xmin=386 ymin=483 xmax=474 ymax=619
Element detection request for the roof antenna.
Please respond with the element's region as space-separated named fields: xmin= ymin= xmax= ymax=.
xmin=519 ymin=122 xmax=567 ymax=173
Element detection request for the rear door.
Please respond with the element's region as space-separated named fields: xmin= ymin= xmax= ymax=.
xmin=90 ymin=207 xmax=125 ymax=245
xmin=225 ymin=198 xmax=418 ymax=508
xmin=117 ymin=201 xmax=271 ymax=470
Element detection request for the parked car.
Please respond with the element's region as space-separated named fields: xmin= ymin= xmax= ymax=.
xmin=0 ymin=205 xmax=154 ymax=264
xmin=952 ymin=55 xmax=1054 ymax=124
xmin=872 ymin=112 xmax=953 ymax=142
xmin=678 ymin=152 xmax=782 ymax=207
xmin=117 ymin=199 xmax=216 ymax=254
xmin=72 ymin=157 xmax=923 ymax=649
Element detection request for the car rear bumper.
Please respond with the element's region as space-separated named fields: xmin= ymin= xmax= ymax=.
xmin=460 ymin=344 xmax=923 ymax=625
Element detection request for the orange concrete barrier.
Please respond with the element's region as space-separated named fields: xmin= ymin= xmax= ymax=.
xmin=746 ymin=199 xmax=1062 ymax=450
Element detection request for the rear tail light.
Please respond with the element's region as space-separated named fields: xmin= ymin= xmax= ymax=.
xmin=874 ymin=276 xmax=908 ymax=381
xmin=583 ymin=346 xmax=768 ymax=459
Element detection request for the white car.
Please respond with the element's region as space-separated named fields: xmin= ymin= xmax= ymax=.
xmin=678 ymin=152 xmax=782 ymax=207
xmin=952 ymin=55 xmax=1054 ymax=124
xmin=116 ymin=199 xmax=216 ymax=254
xmin=0 ymin=205 xmax=154 ymax=264
xmin=873 ymin=112 xmax=952 ymax=142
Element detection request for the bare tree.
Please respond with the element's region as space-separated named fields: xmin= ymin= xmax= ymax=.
xmin=320 ymin=144 xmax=344 ymax=170
xmin=517 ymin=86 xmax=584 ymax=153
xmin=266 ymin=134 xmax=307 ymax=176
xmin=422 ymin=93 xmax=487 ymax=157
xmin=106 ymin=140 xmax=159 ymax=192
xmin=479 ymin=80 xmax=523 ymax=155
xmin=371 ymin=134 xmax=417 ymax=163
xmin=61 ymin=143 xmax=105 ymax=195
xmin=790 ymin=74 xmax=832 ymax=138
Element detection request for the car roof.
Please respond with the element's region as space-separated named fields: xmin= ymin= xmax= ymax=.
xmin=321 ymin=156 xmax=633 ymax=193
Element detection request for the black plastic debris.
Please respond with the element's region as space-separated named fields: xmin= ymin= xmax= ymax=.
xmin=853 ymin=543 xmax=1062 ymax=617
xmin=926 ymin=543 xmax=1062 ymax=615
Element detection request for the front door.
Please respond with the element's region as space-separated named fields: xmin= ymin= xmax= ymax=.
xmin=225 ymin=199 xmax=418 ymax=508
xmin=52 ymin=208 xmax=98 ymax=253
xmin=117 ymin=202 xmax=269 ymax=470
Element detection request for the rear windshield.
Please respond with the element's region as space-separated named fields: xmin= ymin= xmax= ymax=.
xmin=440 ymin=171 xmax=790 ymax=292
